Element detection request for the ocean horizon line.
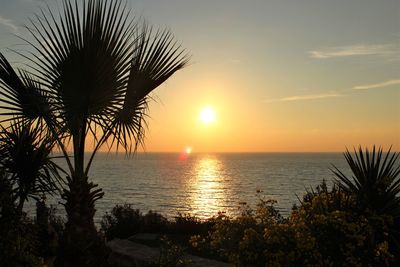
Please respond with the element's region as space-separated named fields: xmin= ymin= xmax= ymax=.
xmin=54 ymin=151 xmax=347 ymax=154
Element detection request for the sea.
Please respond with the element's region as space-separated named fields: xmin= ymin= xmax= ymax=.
xmin=26 ymin=152 xmax=351 ymax=223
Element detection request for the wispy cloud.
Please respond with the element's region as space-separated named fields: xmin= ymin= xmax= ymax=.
xmin=228 ymin=58 xmax=242 ymax=64
xmin=309 ymin=44 xmax=400 ymax=60
xmin=265 ymin=93 xmax=342 ymax=103
xmin=353 ymin=79 xmax=400 ymax=90
xmin=0 ymin=15 xmax=19 ymax=33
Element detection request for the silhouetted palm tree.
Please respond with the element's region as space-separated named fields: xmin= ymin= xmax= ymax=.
xmin=0 ymin=122 xmax=63 ymax=216
xmin=0 ymin=0 xmax=188 ymax=265
xmin=332 ymin=146 xmax=400 ymax=255
xmin=332 ymin=146 xmax=400 ymax=218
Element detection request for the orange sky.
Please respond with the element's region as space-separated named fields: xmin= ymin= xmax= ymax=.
xmin=1 ymin=0 xmax=399 ymax=153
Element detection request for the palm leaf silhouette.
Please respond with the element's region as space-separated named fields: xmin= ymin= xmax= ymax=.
xmin=0 ymin=0 xmax=188 ymax=264
xmin=332 ymin=146 xmax=400 ymax=218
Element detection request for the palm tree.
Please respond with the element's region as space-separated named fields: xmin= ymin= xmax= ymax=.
xmin=332 ymin=146 xmax=400 ymax=255
xmin=0 ymin=0 xmax=188 ymax=265
xmin=0 ymin=122 xmax=64 ymax=216
xmin=332 ymin=146 xmax=400 ymax=218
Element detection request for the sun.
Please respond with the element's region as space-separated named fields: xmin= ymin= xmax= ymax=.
xmin=199 ymin=107 xmax=216 ymax=125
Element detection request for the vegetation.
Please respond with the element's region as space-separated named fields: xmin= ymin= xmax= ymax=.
xmin=0 ymin=6 xmax=398 ymax=267
xmin=187 ymin=182 xmax=398 ymax=266
xmin=99 ymin=147 xmax=399 ymax=266
xmin=332 ymin=146 xmax=400 ymax=253
xmin=0 ymin=0 xmax=188 ymax=265
xmin=100 ymin=204 xmax=215 ymax=242
xmin=0 ymin=142 xmax=399 ymax=265
xmin=0 ymin=122 xmax=63 ymax=216
xmin=0 ymin=171 xmax=42 ymax=266
xmin=101 ymin=204 xmax=168 ymax=240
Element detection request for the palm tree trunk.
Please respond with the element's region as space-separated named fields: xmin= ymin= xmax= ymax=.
xmin=56 ymin=124 xmax=106 ymax=266
xmin=56 ymin=175 xmax=105 ymax=266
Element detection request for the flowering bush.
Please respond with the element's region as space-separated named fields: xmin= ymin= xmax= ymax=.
xmin=190 ymin=183 xmax=397 ymax=266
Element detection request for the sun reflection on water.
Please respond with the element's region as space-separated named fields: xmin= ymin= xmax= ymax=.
xmin=187 ymin=155 xmax=229 ymax=219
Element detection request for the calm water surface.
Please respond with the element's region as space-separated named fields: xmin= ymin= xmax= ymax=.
xmin=28 ymin=153 xmax=350 ymax=222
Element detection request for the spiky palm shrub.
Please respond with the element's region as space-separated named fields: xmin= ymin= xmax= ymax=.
xmin=0 ymin=122 xmax=63 ymax=215
xmin=332 ymin=146 xmax=400 ymax=218
xmin=332 ymin=146 xmax=400 ymax=259
xmin=0 ymin=0 xmax=188 ymax=265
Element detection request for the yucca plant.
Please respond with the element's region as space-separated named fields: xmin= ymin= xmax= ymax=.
xmin=332 ymin=146 xmax=400 ymax=256
xmin=0 ymin=0 xmax=188 ymax=265
xmin=0 ymin=122 xmax=64 ymax=216
xmin=332 ymin=146 xmax=400 ymax=218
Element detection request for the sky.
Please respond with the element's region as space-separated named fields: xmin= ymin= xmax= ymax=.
xmin=0 ymin=0 xmax=399 ymax=152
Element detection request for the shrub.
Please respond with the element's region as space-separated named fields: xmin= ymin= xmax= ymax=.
xmin=332 ymin=146 xmax=400 ymax=261
xmin=141 ymin=210 xmax=169 ymax=233
xmin=101 ymin=204 xmax=168 ymax=240
xmin=190 ymin=182 xmax=397 ymax=266
xmin=0 ymin=173 xmax=43 ymax=266
xmin=36 ymin=202 xmax=65 ymax=260
xmin=156 ymin=236 xmax=189 ymax=267
xmin=266 ymin=183 xmax=396 ymax=266
xmin=171 ymin=213 xmax=215 ymax=236
xmin=193 ymin=198 xmax=283 ymax=265
xmin=332 ymin=146 xmax=400 ymax=219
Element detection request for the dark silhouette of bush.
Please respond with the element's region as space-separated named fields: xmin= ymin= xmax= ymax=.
xmin=171 ymin=213 xmax=216 ymax=236
xmin=0 ymin=172 xmax=43 ymax=266
xmin=101 ymin=204 xmax=168 ymax=240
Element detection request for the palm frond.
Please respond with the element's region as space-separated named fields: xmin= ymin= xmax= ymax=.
xmin=332 ymin=146 xmax=400 ymax=218
xmin=24 ymin=0 xmax=135 ymax=135
xmin=107 ymin=26 xmax=189 ymax=153
xmin=0 ymin=121 xmax=65 ymax=207
xmin=0 ymin=53 xmax=53 ymax=124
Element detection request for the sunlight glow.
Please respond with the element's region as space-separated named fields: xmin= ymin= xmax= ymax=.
xmin=199 ymin=107 xmax=216 ymax=125
xmin=186 ymin=147 xmax=192 ymax=154
xmin=187 ymin=156 xmax=230 ymax=218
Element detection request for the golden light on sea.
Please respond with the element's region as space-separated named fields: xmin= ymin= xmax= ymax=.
xmin=187 ymin=155 xmax=228 ymax=218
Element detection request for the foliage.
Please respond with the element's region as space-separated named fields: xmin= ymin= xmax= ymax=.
xmin=0 ymin=173 xmax=43 ymax=267
xmin=0 ymin=216 xmax=43 ymax=267
xmin=188 ymin=183 xmax=398 ymax=266
xmin=36 ymin=202 xmax=67 ymax=260
xmin=190 ymin=198 xmax=283 ymax=265
xmin=0 ymin=122 xmax=64 ymax=214
xmin=101 ymin=204 xmax=168 ymax=240
xmin=332 ymin=146 xmax=400 ymax=259
xmin=332 ymin=146 xmax=400 ymax=218
xmin=156 ymin=236 xmax=190 ymax=267
xmin=101 ymin=204 xmax=220 ymax=242
xmin=171 ymin=213 xmax=215 ymax=236
xmin=0 ymin=0 xmax=187 ymax=264
xmin=265 ymin=188 xmax=394 ymax=267
xmin=48 ymin=205 xmax=66 ymax=243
